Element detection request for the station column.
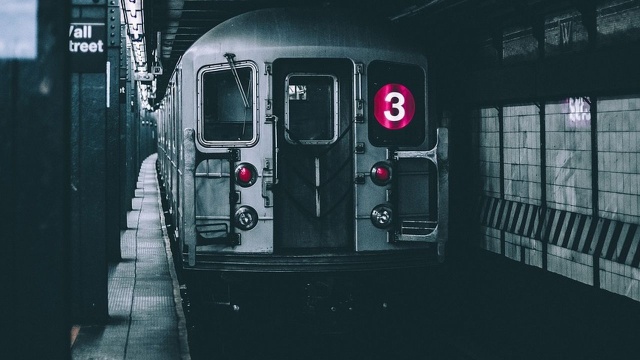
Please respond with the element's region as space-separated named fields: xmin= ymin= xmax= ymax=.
xmin=69 ymin=0 xmax=110 ymax=324
xmin=0 ymin=0 xmax=70 ymax=358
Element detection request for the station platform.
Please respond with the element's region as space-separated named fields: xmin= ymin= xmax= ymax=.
xmin=71 ymin=154 xmax=190 ymax=360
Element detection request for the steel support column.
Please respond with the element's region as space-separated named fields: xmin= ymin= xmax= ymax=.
xmin=106 ymin=0 xmax=122 ymax=261
xmin=70 ymin=0 xmax=109 ymax=324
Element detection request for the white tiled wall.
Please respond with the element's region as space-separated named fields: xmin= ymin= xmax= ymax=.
xmin=479 ymin=226 xmax=501 ymax=254
xmin=545 ymin=101 xmax=593 ymax=215
xmin=505 ymin=232 xmax=543 ymax=268
xmin=547 ymin=244 xmax=594 ymax=286
xmin=600 ymin=259 xmax=640 ymax=301
xmin=471 ymin=108 xmax=501 ymax=198
xmin=472 ymin=96 xmax=640 ymax=303
xmin=597 ymin=97 xmax=640 ymax=224
xmin=503 ymin=105 xmax=541 ymax=205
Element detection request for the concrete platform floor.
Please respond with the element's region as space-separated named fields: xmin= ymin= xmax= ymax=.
xmin=71 ymin=154 xmax=190 ymax=360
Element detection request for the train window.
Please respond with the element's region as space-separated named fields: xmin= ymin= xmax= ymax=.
xmin=200 ymin=65 xmax=256 ymax=145
xmin=284 ymin=74 xmax=339 ymax=145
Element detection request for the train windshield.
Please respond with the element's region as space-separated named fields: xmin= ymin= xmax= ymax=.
xmin=201 ymin=67 xmax=254 ymax=143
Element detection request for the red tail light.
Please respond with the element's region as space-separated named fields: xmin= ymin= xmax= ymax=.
xmin=235 ymin=163 xmax=257 ymax=187
xmin=370 ymin=161 xmax=392 ymax=186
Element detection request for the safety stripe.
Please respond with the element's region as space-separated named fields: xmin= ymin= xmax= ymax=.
xmin=570 ymin=214 xmax=588 ymax=252
xmin=487 ymin=197 xmax=499 ymax=227
xmin=508 ymin=202 xmax=522 ymax=234
xmin=500 ymin=201 xmax=514 ymax=230
xmin=560 ymin=212 xmax=577 ymax=249
xmin=478 ymin=196 xmax=490 ymax=224
xmin=510 ymin=202 xmax=521 ymax=233
xmin=497 ymin=200 xmax=510 ymax=229
xmin=633 ymin=243 xmax=640 ymax=268
xmin=575 ymin=216 xmax=596 ymax=253
xmin=551 ymin=211 xmax=567 ymax=246
xmin=517 ymin=203 xmax=531 ymax=235
xmin=545 ymin=209 xmax=558 ymax=245
xmin=603 ymin=221 xmax=624 ymax=261
xmin=620 ymin=224 xmax=639 ymax=265
xmin=611 ymin=223 xmax=634 ymax=263
xmin=628 ymin=228 xmax=640 ymax=267
xmin=531 ymin=206 xmax=543 ymax=239
xmin=588 ymin=218 xmax=612 ymax=256
xmin=543 ymin=208 xmax=557 ymax=244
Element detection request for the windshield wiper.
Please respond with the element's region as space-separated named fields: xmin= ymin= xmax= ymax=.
xmin=224 ymin=53 xmax=250 ymax=109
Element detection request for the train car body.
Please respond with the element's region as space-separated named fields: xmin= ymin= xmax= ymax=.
xmin=156 ymin=8 xmax=448 ymax=274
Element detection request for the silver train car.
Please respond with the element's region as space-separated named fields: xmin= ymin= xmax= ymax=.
xmin=155 ymin=8 xmax=448 ymax=275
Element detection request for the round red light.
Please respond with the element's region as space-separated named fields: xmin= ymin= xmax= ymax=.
xmin=375 ymin=166 xmax=390 ymax=182
xmin=370 ymin=162 xmax=392 ymax=186
xmin=237 ymin=166 xmax=253 ymax=184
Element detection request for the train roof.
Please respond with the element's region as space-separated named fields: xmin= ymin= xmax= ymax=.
xmin=182 ymin=7 xmax=424 ymax=63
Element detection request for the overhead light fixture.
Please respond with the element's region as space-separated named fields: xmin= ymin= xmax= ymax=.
xmin=121 ymin=0 xmax=148 ymax=74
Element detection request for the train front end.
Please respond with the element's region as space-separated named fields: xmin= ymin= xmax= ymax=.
xmin=162 ymin=9 xmax=448 ymax=274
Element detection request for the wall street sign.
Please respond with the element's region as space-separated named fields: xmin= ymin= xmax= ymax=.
xmin=69 ymin=22 xmax=106 ymax=73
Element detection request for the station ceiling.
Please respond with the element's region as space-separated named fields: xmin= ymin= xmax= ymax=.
xmin=142 ymin=0 xmax=581 ymax=98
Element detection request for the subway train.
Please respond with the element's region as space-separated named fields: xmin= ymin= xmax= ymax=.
xmin=155 ymin=8 xmax=448 ymax=285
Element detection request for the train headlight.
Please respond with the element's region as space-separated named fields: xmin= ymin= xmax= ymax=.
xmin=235 ymin=163 xmax=258 ymax=187
xmin=370 ymin=161 xmax=392 ymax=186
xmin=371 ymin=204 xmax=393 ymax=229
xmin=234 ymin=206 xmax=258 ymax=231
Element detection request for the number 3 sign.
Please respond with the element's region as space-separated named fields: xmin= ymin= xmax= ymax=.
xmin=373 ymin=83 xmax=415 ymax=130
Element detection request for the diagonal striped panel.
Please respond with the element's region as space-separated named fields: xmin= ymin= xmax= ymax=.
xmin=611 ymin=223 xmax=636 ymax=263
xmin=476 ymin=196 xmax=640 ymax=267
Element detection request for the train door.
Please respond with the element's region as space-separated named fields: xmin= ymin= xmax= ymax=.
xmin=272 ymin=59 xmax=354 ymax=251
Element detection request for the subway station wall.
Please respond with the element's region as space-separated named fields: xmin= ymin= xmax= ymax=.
xmin=455 ymin=0 xmax=640 ymax=302
xmin=472 ymin=96 xmax=640 ymax=301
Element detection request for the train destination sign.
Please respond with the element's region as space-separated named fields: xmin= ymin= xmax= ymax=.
xmin=373 ymin=83 xmax=416 ymax=130
xmin=368 ymin=61 xmax=425 ymax=147
xmin=69 ymin=22 xmax=106 ymax=73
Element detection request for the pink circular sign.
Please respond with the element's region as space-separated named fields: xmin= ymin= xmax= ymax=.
xmin=373 ymin=83 xmax=415 ymax=130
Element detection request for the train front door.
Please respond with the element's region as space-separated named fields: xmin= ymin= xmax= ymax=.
xmin=272 ymin=59 xmax=354 ymax=251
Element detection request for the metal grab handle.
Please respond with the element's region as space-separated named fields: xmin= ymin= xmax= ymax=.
xmin=267 ymin=115 xmax=279 ymax=185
